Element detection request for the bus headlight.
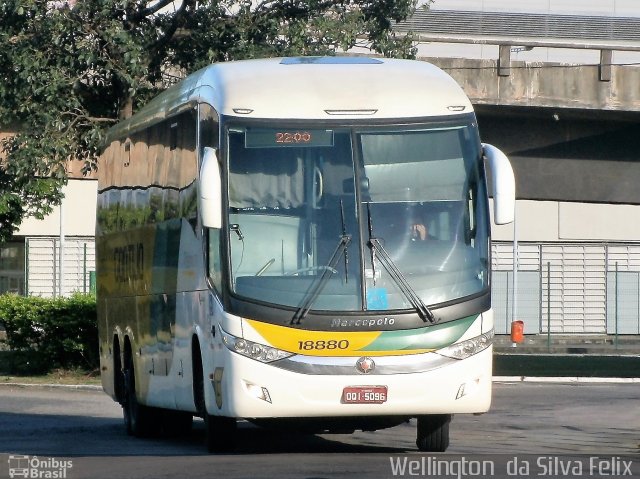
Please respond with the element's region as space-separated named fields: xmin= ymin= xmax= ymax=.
xmin=437 ymin=330 xmax=494 ymax=360
xmin=221 ymin=329 xmax=293 ymax=363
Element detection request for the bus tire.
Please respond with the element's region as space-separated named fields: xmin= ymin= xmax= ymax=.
xmin=204 ymin=414 xmax=237 ymax=453
xmin=192 ymin=338 xmax=237 ymax=452
xmin=416 ymin=414 xmax=451 ymax=452
xmin=123 ymin=349 xmax=157 ymax=437
xmin=192 ymin=339 xmax=205 ymax=416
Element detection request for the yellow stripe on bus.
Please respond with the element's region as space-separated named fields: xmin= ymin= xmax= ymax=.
xmin=245 ymin=319 xmax=434 ymax=357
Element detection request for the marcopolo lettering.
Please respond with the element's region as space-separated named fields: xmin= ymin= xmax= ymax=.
xmin=331 ymin=317 xmax=395 ymax=328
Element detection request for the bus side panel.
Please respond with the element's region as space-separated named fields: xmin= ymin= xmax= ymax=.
xmin=98 ymin=231 xmax=207 ymax=411
xmin=121 ymin=217 xmax=207 ymax=411
xmin=169 ymin=218 xmax=210 ymax=413
xmin=97 ymin=109 xmax=202 ymax=411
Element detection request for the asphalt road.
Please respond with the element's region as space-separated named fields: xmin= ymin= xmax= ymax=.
xmin=0 ymin=382 xmax=638 ymax=479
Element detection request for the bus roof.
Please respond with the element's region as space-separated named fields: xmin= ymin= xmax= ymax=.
xmin=107 ymin=57 xmax=474 ymax=141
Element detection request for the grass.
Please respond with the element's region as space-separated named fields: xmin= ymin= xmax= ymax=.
xmin=0 ymin=368 xmax=101 ymax=385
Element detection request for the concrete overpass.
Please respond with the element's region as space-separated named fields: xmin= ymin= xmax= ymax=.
xmin=397 ymin=9 xmax=640 ymax=206
xmin=396 ymin=9 xmax=640 ymax=112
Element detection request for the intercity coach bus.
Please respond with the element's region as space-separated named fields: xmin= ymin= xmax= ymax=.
xmin=96 ymin=56 xmax=515 ymax=452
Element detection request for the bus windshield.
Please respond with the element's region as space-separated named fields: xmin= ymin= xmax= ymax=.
xmin=224 ymin=120 xmax=489 ymax=315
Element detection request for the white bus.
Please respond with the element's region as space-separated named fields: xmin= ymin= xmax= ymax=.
xmin=97 ymin=56 xmax=515 ymax=452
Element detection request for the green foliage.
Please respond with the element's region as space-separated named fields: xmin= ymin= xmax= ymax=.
xmin=0 ymin=293 xmax=98 ymax=374
xmin=0 ymin=0 xmax=424 ymax=242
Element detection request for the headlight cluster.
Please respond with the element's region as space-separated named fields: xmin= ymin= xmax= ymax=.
xmin=221 ymin=329 xmax=293 ymax=363
xmin=437 ymin=330 xmax=494 ymax=360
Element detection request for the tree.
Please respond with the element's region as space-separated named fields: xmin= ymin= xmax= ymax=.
xmin=0 ymin=0 xmax=425 ymax=242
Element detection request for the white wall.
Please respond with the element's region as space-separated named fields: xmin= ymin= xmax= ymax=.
xmin=17 ymin=179 xmax=97 ymax=237
xmin=491 ymin=199 xmax=640 ymax=243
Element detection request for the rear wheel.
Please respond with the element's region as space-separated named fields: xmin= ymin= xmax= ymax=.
xmin=416 ymin=414 xmax=451 ymax=452
xmin=123 ymin=346 xmax=158 ymax=437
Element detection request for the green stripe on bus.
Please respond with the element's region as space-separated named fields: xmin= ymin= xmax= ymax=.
xmin=358 ymin=315 xmax=478 ymax=352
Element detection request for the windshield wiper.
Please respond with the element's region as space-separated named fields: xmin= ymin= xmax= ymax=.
xmin=291 ymin=233 xmax=351 ymax=325
xmin=365 ymin=203 xmax=436 ymax=323
xmin=339 ymin=199 xmax=350 ymax=284
xmin=291 ymin=201 xmax=351 ymax=325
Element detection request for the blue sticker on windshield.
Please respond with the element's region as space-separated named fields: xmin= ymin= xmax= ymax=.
xmin=367 ymin=288 xmax=389 ymax=310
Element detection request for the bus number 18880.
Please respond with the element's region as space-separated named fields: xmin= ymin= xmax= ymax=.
xmin=297 ymin=339 xmax=349 ymax=351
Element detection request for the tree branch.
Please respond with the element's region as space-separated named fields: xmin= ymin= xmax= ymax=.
xmin=133 ymin=0 xmax=176 ymax=20
xmin=148 ymin=0 xmax=196 ymax=59
xmin=57 ymin=111 xmax=117 ymax=135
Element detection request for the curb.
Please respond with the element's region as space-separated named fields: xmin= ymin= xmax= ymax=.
xmin=493 ymin=376 xmax=640 ymax=384
xmin=0 ymin=382 xmax=102 ymax=391
xmin=493 ymin=353 xmax=640 ymax=378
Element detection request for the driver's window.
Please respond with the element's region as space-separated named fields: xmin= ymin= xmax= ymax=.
xmin=200 ymin=104 xmax=222 ymax=292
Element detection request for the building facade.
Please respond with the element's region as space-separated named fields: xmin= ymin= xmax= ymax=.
xmin=0 ymin=158 xmax=97 ymax=297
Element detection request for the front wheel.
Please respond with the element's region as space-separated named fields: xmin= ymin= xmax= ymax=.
xmin=204 ymin=414 xmax=237 ymax=453
xmin=416 ymin=414 xmax=451 ymax=452
xmin=193 ymin=341 xmax=237 ymax=452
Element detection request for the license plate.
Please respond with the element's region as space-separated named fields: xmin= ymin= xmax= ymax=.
xmin=341 ymin=386 xmax=388 ymax=404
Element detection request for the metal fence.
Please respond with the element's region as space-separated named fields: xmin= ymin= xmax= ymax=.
xmin=26 ymin=237 xmax=95 ymax=297
xmin=492 ymin=242 xmax=640 ymax=336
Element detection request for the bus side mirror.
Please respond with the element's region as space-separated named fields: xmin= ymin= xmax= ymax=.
xmin=199 ymin=147 xmax=223 ymax=229
xmin=483 ymin=143 xmax=515 ymax=225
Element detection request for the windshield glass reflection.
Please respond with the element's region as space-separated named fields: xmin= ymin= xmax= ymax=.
xmin=223 ymin=122 xmax=489 ymax=314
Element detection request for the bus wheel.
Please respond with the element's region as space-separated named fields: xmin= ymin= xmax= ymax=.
xmin=416 ymin=414 xmax=451 ymax=452
xmin=204 ymin=414 xmax=237 ymax=453
xmin=192 ymin=339 xmax=237 ymax=452
xmin=123 ymin=355 xmax=156 ymax=437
